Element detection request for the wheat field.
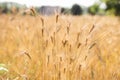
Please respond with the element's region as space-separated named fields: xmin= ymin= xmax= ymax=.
xmin=0 ymin=14 xmax=120 ymax=80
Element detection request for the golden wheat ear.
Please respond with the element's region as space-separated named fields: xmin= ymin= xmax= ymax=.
xmin=89 ymin=24 xmax=95 ymax=34
xmin=56 ymin=14 xmax=59 ymax=23
xmin=40 ymin=17 xmax=44 ymax=27
xmin=30 ymin=7 xmax=37 ymax=16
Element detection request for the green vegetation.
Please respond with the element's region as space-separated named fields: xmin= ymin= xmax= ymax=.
xmin=101 ymin=0 xmax=120 ymax=15
xmin=0 ymin=1 xmax=120 ymax=16
xmin=88 ymin=3 xmax=100 ymax=15
xmin=71 ymin=4 xmax=83 ymax=15
xmin=0 ymin=2 xmax=26 ymax=14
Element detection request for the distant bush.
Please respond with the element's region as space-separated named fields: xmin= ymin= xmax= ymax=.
xmin=88 ymin=3 xmax=100 ymax=15
xmin=71 ymin=4 xmax=82 ymax=15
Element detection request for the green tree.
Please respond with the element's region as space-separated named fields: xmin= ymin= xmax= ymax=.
xmin=88 ymin=3 xmax=100 ymax=15
xmin=71 ymin=4 xmax=82 ymax=15
xmin=101 ymin=0 xmax=120 ymax=15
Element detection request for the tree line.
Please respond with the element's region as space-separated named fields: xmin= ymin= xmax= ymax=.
xmin=0 ymin=0 xmax=120 ymax=16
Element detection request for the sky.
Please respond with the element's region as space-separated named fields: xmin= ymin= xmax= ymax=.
xmin=0 ymin=0 xmax=99 ymax=8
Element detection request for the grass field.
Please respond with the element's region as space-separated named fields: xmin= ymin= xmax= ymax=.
xmin=0 ymin=14 xmax=120 ymax=80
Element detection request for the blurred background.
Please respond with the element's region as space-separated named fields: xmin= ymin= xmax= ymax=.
xmin=0 ymin=0 xmax=120 ymax=16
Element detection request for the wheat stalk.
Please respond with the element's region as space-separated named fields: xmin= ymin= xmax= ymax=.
xmin=77 ymin=43 xmax=81 ymax=48
xmin=56 ymin=14 xmax=59 ymax=23
xmin=67 ymin=23 xmax=71 ymax=34
xmin=40 ymin=17 xmax=44 ymax=27
xmin=23 ymin=51 xmax=32 ymax=60
xmin=89 ymin=43 xmax=96 ymax=49
xmin=30 ymin=7 xmax=36 ymax=16
xmin=89 ymin=24 xmax=95 ymax=34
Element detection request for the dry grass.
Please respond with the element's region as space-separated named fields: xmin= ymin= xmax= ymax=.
xmin=0 ymin=14 xmax=120 ymax=80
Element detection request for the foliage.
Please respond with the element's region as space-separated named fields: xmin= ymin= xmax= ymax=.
xmin=88 ymin=3 xmax=100 ymax=15
xmin=101 ymin=0 xmax=120 ymax=15
xmin=0 ymin=2 xmax=26 ymax=14
xmin=71 ymin=4 xmax=82 ymax=15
